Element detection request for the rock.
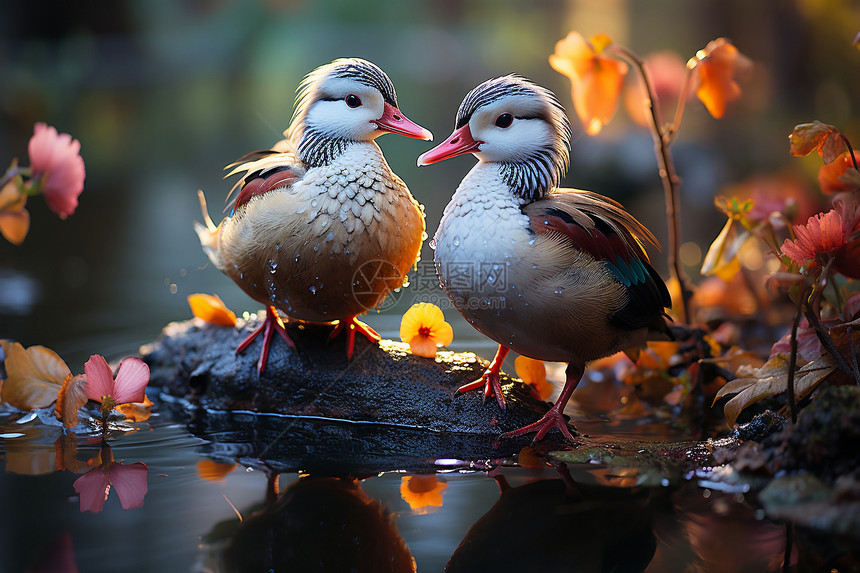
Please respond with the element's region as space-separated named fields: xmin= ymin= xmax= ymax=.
xmin=140 ymin=315 xmax=557 ymax=439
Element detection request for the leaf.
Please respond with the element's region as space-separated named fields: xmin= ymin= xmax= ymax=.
xmin=115 ymin=395 xmax=153 ymax=423
xmin=789 ymin=121 xmax=843 ymax=162
xmin=187 ymin=293 xmax=237 ymax=327
xmin=0 ymin=341 xmax=70 ymax=410
xmin=55 ymin=374 xmax=88 ymax=428
xmin=197 ymin=460 xmax=237 ymax=481
xmin=715 ymin=353 xmax=836 ymax=426
xmin=701 ymin=218 xmax=751 ymax=279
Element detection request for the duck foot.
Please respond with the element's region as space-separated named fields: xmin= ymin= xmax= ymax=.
xmin=457 ymin=345 xmax=510 ymax=410
xmin=499 ymin=405 xmax=577 ymax=442
xmin=329 ymin=316 xmax=381 ymax=360
xmin=236 ymin=306 xmax=296 ymax=374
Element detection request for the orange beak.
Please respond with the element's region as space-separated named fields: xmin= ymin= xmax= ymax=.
xmin=375 ymin=102 xmax=433 ymax=141
xmin=416 ymin=124 xmax=482 ymax=166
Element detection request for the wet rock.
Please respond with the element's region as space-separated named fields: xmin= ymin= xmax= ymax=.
xmin=140 ymin=316 xmax=555 ymax=438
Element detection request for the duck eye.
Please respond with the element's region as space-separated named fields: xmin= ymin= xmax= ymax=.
xmin=495 ymin=113 xmax=513 ymax=128
xmin=345 ymin=94 xmax=362 ymax=108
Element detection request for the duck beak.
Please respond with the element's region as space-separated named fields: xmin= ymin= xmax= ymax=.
xmin=375 ymin=102 xmax=434 ymax=141
xmin=417 ymin=125 xmax=481 ymax=166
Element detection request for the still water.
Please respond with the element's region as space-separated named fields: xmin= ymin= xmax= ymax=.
xmin=0 ymin=341 xmax=801 ymax=573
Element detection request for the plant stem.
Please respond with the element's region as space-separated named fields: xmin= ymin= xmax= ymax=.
xmin=613 ymin=44 xmax=690 ymax=323
xmin=840 ymin=134 xmax=858 ymax=170
xmin=805 ymin=260 xmax=854 ymax=378
xmin=787 ymin=289 xmax=805 ymax=423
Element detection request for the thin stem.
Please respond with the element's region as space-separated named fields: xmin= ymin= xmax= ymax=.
xmin=786 ymin=288 xmax=805 ymax=424
xmin=805 ymin=260 xmax=854 ymax=378
xmin=841 ymin=134 xmax=858 ymax=170
xmin=666 ymin=66 xmax=696 ymax=146
xmin=613 ymin=44 xmax=690 ymax=323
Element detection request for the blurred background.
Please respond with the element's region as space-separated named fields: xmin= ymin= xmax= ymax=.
xmin=2 ymin=0 xmax=859 ymax=368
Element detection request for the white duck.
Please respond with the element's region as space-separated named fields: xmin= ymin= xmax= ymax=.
xmin=197 ymin=58 xmax=432 ymax=372
xmin=418 ymin=75 xmax=671 ymax=441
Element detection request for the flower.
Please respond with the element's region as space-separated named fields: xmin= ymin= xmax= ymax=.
xmin=514 ymin=355 xmax=553 ymax=400
xmin=188 ymin=293 xmax=237 ymax=326
xmin=690 ymin=38 xmax=751 ymax=118
xmin=73 ymin=445 xmax=148 ymax=513
xmin=781 ymin=202 xmax=860 ymax=278
xmin=818 ymin=151 xmax=860 ymax=194
xmin=84 ymin=355 xmax=149 ymax=416
xmin=549 ymin=32 xmax=628 ymax=135
xmin=399 ymin=303 xmax=453 ymax=358
xmin=28 ymin=123 xmax=85 ymax=219
xmin=400 ymin=475 xmax=448 ymax=513
xmin=0 ymin=179 xmax=29 ymax=245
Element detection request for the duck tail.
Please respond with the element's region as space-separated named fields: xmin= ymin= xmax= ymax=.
xmin=194 ymin=189 xmax=221 ymax=268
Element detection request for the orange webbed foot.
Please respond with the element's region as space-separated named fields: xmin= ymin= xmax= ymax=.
xmin=236 ymin=306 xmax=296 ymax=374
xmin=329 ymin=316 xmax=381 ymax=360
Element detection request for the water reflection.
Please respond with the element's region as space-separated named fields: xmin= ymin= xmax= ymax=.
xmin=197 ymin=475 xmax=415 ymax=573
xmin=447 ymin=474 xmax=661 ymax=572
xmin=73 ymin=442 xmax=148 ymax=513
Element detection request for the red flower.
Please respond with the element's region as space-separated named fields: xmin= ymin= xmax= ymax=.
xmin=781 ymin=202 xmax=860 ymax=278
xmin=28 ymin=123 xmax=86 ymax=219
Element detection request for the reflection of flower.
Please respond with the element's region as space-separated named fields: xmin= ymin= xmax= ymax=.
xmin=188 ymin=293 xmax=237 ymax=327
xmin=197 ymin=460 xmax=237 ymax=481
xmin=28 ymin=123 xmax=86 ymax=219
xmin=781 ymin=203 xmax=860 ymax=278
xmin=514 ymin=356 xmax=553 ymax=400
xmin=690 ymin=38 xmax=751 ymax=118
xmin=549 ymin=32 xmax=628 ymax=135
xmin=400 ymin=475 xmax=448 ymax=513
xmin=73 ymin=446 xmax=148 ymax=513
xmin=818 ymin=151 xmax=860 ymax=194
xmin=84 ymin=355 xmax=150 ymax=418
xmin=399 ymin=303 xmax=453 ymax=358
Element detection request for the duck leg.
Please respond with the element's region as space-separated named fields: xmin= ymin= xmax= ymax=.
xmin=236 ymin=306 xmax=296 ymax=374
xmin=500 ymin=362 xmax=582 ymax=442
xmin=457 ymin=345 xmax=510 ymax=410
xmin=328 ymin=316 xmax=381 ymax=360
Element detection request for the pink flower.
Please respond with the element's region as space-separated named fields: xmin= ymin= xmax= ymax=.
xmin=28 ymin=123 xmax=85 ymax=219
xmin=73 ymin=446 xmax=148 ymax=513
xmin=84 ymin=355 xmax=149 ymax=407
xmin=781 ymin=202 xmax=860 ymax=278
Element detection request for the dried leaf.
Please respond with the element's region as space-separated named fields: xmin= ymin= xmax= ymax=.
xmin=716 ymin=353 xmax=836 ymax=426
xmin=701 ymin=218 xmax=751 ymax=280
xmin=789 ymin=121 xmax=842 ymax=161
xmin=55 ymin=374 xmax=88 ymax=428
xmin=187 ymin=293 xmax=237 ymax=327
xmin=115 ymin=395 xmax=153 ymax=423
xmin=0 ymin=340 xmax=70 ymax=410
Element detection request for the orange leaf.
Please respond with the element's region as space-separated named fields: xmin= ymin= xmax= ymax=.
xmin=187 ymin=293 xmax=237 ymax=327
xmin=115 ymin=395 xmax=153 ymax=422
xmin=55 ymin=374 xmax=88 ymax=428
xmin=550 ymin=31 xmax=628 ymax=135
xmin=197 ymin=460 xmax=237 ymax=481
xmin=818 ymin=151 xmax=860 ymax=194
xmin=789 ymin=121 xmax=844 ymax=163
xmin=0 ymin=340 xmax=70 ymax=410
xmin=692 ymin=38 xmax=751 ymax=118
xmin=514 ymin=356 xmax=553 ymax=400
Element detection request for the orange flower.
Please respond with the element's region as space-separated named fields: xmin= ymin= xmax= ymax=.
xmin=690 ymin=38 xmax=751 ymax=118
xmin=400 ymin=475 xmax=448 ymax=513
xmin=399 ymin=303 xmax=453 ymax=358
xmin=188 ymin=293 xmax=237 ymax=326
xmin=0 ymin=179 xmax=29 ymax=245
xmin=818 ymin=151 xmax=860 ymax=194
xmin=514 ymin=355 xmax=553 ymax=400
xmin=549 ymin=32 xmax=628 ymax=135
xmin=781 ymin=203 xmax=860 ymax=278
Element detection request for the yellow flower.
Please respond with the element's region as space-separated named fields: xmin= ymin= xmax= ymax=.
xmin=188 ymin=293 xmax=237 ymax=327
xmin=549 ymin=32 xmax=628 ymax=135
xmin=514 ymin=356 xmax=553 ymax=400
xmin=400 ymin=475 xmax=448 ymax=513
xmin=399 ymin=303 xmax=453 ymax=358
xmin=689 ymin=38 xmax=751 ymax=119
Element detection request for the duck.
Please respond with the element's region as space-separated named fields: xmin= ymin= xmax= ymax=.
xmin=196 ymin=58 xmax=432 ymax=373
xmin=417 ymin=75 xmax=671 ymax=441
